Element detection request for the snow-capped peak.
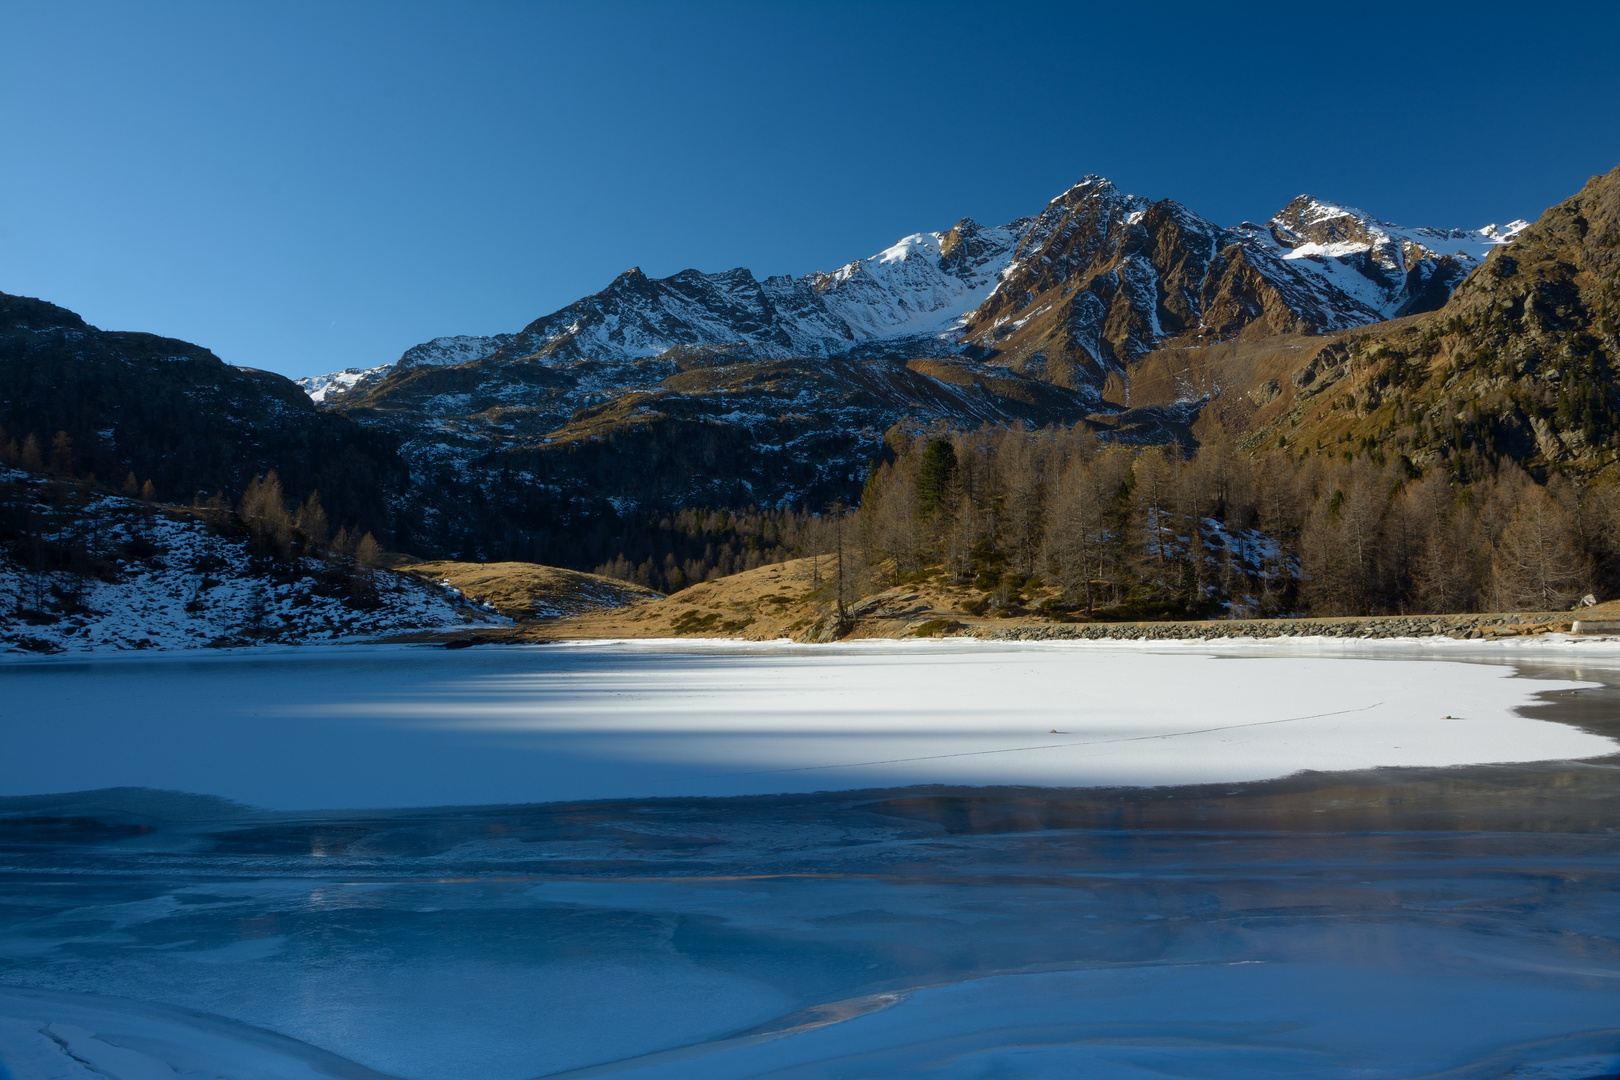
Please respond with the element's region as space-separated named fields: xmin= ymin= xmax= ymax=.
xmin=875 ymin=232 xmax=942 ymax=266
xmin=812 ymin=221 xmax=1021 ymax=341
xmin=1250 ymin=195 xmax=1534 ymax=322
xmin=1478 ymin=221 xmax=1533 ymax=244
xmin=1270 ymin=195 xmax=1527 ymax=265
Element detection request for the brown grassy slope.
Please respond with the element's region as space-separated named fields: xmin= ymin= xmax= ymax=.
xmin=523 ymin=557 xmax=834 ymax=641
xmin=398 ymin=560 xmax=661 ymax=620
xmin=524 ymin=556 xmax=999 ymax=642
xmin=524 ymin=558 xmax=1139 ymax=642
xmin=1108 ymin=323 xmax=1420 ymax=447
xmin=526 ymin=559 xmax=1620 ymax=644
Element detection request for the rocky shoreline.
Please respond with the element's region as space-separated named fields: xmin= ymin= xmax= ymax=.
xmin=971 ymin=612 xmax=1600 ymax=643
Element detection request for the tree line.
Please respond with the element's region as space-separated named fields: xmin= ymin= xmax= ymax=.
xmin=14 ymin=415 xmax=1619 ymax=620
xmin=591 ymin=506 xmax=842 ymax=594
xmin=1 ymin=423 xmax=392 ymax=618
xmin=847 ymin=426 xmax=1620 ymax=618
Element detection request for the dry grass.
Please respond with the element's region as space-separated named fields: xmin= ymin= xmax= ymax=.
xmin=523 ymin=558 xmax=1034 ymax=642
xmin=398 ymin=561 xmax=662 ymax=621
xmin=523 ymin=557 xmax=834 ymax=641
xmin=522 ymin=558 xmax=1618 ymax=643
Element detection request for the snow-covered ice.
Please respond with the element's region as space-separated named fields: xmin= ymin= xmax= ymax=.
xmin=0 ymin=640 xmax=1614 ymax=809
xmin=2 ymin=641 xmax=1617 ymax=1079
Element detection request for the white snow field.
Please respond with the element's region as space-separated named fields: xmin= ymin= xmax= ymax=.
xmin=2 ymin=640 xmax=1618 ymax=1080
xmin=0 ymin=639 xmax=1614 ymax=809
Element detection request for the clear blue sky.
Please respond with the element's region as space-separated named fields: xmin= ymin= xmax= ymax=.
xmin=3 ymin=1 xmax=1617 ymax=380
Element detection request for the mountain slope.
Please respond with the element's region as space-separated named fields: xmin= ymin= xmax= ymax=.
xmin=0 ymin=293 xmax=407 ymax=536
xmin=2 ymin=172 xmax=1548 ymax=580
xmin=1245 ymin=165 xmax=1620 ymax=475
xmin=960 ymin=179 xmax=1525 ymax=395
xmin=0 ymin=468 xmax=477 ymax=653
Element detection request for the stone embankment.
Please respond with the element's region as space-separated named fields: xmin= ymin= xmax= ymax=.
xmin=975 ymin=612 xmax=1588 ymax=643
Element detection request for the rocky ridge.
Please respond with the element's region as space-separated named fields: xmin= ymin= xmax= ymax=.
xmin=307 ymin=179 xmax=1520 ymax=411
xmin=0 ymin=292 xmax=405 ymax=534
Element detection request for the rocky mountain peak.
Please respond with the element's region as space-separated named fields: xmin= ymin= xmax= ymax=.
xmin=1269 ymin=195 xmax=1383 ymax=249
xmin=938 ymin=217 xmax=982 ymax=264
xmin=1259 ymin=163 xmax=1620 ymax=476
xmin=1054 ymin=174 xmax=1128 ymax=204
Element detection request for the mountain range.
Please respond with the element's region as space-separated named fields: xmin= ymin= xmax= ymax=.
xmin=302 ymin=177 xmax=1525 ymax=408
xmin=279 ymin=178 xmax=1529 ymax=555
xmin=4 ymin=166 xmax=1616 ymax=572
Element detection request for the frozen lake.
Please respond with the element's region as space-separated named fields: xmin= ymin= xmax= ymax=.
xmin=0 ymin=640 xmax=1616 ymax=808
xmin=2 ymin=640 xmax=1619 ymax=1078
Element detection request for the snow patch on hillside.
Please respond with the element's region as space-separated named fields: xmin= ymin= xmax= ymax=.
xmin=296 ymin=364 xmax=390 ymax=403
xmin=399 ymin=334 xmax=512 ymax=369
xmin=815 ymin=226 xmax=1019 ymax=340
xmin=0 ymin=471 xmax=483 ymax=653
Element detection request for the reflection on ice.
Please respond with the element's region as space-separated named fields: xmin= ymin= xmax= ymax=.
xmin=3 ymin=755 xmax=1620 ymax=1078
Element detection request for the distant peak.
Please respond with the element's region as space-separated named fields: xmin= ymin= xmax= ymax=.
xmin=1273 ymin=195 xmax=1378 ymax=227
xmin=1041 ymin=175 xmax=1146 ymax=219
xmin=1064 ymin=174 xmax=1114 ymax=193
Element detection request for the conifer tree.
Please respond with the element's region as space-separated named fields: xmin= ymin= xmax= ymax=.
xmin=355 ymin=532 xmax=383 ymax=569
xmin=294 ymin=492 xmax=330 ymax=549
xmin=47 ymin=432 xmax=74 ymax=479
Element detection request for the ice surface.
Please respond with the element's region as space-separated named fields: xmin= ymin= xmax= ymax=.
xmin=4 ymin=754 xmax=1620 ymax=1078
xmin=0 ymin=641 xmax=1614 ymax=810
xmin=2 ymin=643 xmax=1617 ymax=1079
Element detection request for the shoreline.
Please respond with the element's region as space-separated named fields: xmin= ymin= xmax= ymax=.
xmin=968 ymin=611 xmax=1608 ymax=643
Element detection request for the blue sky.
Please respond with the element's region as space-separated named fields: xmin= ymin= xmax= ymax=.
xmin=2 ymin=1 xmax=1617 ymax=380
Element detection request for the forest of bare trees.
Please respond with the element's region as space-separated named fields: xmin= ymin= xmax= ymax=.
xmin=591 ymin=506 xmax=844 ymax=595
xmin=0 ymin=421 xmax=393 ymax=621
xmin=847 ymin=426 xmax=1620 ymax=619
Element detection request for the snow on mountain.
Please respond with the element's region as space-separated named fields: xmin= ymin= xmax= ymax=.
xmin=296 ymin=224 xmax=1030 ymax=402
xmin=811 ymin=219 xmax=1023 ymax=340
xmin=297 ymin=335 xmax=515 ymax=403
xmin=512 ymin=266 xmax=855 ymax=364
xmin=295 ymin=179 xmax=1529 ymax=404
xmin=1254 ymin=196 xmax=1532 ymax=321
xmin=399 ymin=334 xmax=514 ymax=369
xmin=1270 ymin=195 xmax=1528 ymax=263
xmin=297 ymin=364 xmax=391 ymax=403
